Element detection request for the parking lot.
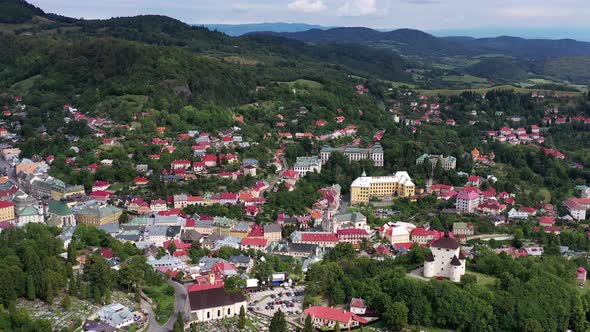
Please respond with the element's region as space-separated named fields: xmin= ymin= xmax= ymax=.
xmin=247 ymin=285 xmax=305 ymax=320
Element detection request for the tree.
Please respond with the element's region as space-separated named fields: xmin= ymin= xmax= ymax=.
xmin=334 ymin=321 xmax=341 ymax=332
xmin=67 ymin=244 xmax=77 ymax=265
xmin=224 ymin=276 xmax=246 ymax=294
xmin=269 ymin=310 xmax=287 ymax=332
xmin=325 ymin=243 xmax=356 ymax=261
xmin=523 ymin=319 xmax=543 ymax=332
xmin=26 ymin=274 xmax=36 ymax=300
xmin=303 ymin=314 xmax=314 ymax=332
xmin=238 ymin=305 xmax=246 ymax=330
xmin=168 ymin=241 xmax=177 ymax=256
xmin=62 ymin=294 xmax=71 ymax=310
xmin=384 ymin=302 xmax=408 ymax=332
xmin=173 ymin=313 xmax=185 ymax=332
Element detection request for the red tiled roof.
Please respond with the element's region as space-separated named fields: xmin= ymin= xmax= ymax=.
xmin=241 ymin=237 xmax=268 ymax=247
xmin=0 ymin=200 xmax=14 ymax=208
xmin=301 ymin=233 xmax=338 ymax=242
xmin=304 ymin=306 xmax=368 ymax=324
xmin=336 ymin=228 xmax=368 ymax=236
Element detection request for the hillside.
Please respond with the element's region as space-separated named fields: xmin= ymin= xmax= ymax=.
xmin=0 ymin=0 xmax=44 ymax=23
xmin=202 ymin=22 xmax=334 ymax=36
xmin=273 ymin=27 xmax=590 ymax=59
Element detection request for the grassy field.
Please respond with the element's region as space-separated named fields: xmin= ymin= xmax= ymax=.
xmin=143 ymin=283 xmax=175 ymax=324
xmin=419 ymin=84 xmax=582 ymax=97
xmin=223 ymin=56 xmax=259 ymax=65
xmin=441 ymin=74 xmax=488 ymax=84
xmin=279 ymin=79 xmax=323 ymax=89
xmin=467 ymin=270 xmax=497 ymax=287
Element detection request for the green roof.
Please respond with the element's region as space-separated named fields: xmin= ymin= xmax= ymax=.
xmin=48 ymin=200 xmax=72 ymax=216
xmin=18 ymin=206 xmax=39 ymax=216
xmin=127 ymin=216 xmax=149 ymax=226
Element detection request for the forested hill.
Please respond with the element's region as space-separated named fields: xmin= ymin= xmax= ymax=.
xmin=271 ymin=27 xmax=590 ymax=59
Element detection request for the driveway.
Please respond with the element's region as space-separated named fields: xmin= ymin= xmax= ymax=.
xmin=144 ymin=280 xmax=189 ymax=332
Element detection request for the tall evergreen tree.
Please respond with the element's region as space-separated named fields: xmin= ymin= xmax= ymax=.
xmin=269 ymin=310 xmax=287 ymax=332
xmin=26 ymin=274 xmax=36 ymax=300
xmin=303 ymin=314 xmax=314 ymax=332
xmin=238 ymin=305 xmax=246 ymax=330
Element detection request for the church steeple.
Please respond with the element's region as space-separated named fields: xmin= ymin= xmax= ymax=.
xmin=361 ymin=169 xmax=367 ymax=177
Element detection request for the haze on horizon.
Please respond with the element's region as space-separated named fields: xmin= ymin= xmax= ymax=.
xmin=28 ymin=0 xmax=590 ymax=39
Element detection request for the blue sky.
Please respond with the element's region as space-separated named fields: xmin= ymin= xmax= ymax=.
xmin=29 ymin=0 xmax=590 ymax=31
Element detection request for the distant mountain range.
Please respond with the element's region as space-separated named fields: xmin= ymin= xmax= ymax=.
xmin=200 ymin=23 xmax=334 ymax=36
xmin=261 ymin=27 xmax=590 ymax=59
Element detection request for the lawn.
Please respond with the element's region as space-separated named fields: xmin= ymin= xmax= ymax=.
xmin=280 ymin=79 xmax=323 ymax=89
xmin=441 ymin=74 xmax=488 ymax=84
xmin=466 ymin=270 xmax=497 ymax=287
xmin=419 ymin=84 xmax=582 ymax=97
xmin=142 ymin=283 xmax=175 ymax=324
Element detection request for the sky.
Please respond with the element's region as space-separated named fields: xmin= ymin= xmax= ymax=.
xmin=28 ymin=0 xmax=590 ymax=32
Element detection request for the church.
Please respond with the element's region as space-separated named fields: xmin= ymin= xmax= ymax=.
xmin=423 ymin=233 xmax=466 ymax=282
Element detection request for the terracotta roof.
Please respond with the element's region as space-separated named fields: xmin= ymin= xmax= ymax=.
xmin=350 ymin=298 xmax=366 ymax=309
xmin=241 ymin=237 xmax=268 ymax=247
xmin=304 ymin=306 xmax=368 ymax=324
xmin=301 ymin=233 xmax=338 ymax=242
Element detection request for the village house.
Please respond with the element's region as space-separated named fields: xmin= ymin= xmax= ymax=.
xmin=290 ymin=231 xmax=338 ymax=248
xmin=188 ymin=286 xmax=247 ymax=323
xmin=452 ymin=222 xmax=474 ymax=236
xmin=301 ymin=306 xmax=367 ymax=330
xmin=416 ymin=154 xmax=457 ymax=170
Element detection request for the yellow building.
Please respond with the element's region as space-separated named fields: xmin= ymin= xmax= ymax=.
xmin=51 ymin=185 xmax=85 ymax=200
xmin=0 ymin=200 xmax=15 ymax=222
xmin=350 ymin=171 xmax=416 ymax=205
xmin=75 ymin=204 xmax=122 ymax=226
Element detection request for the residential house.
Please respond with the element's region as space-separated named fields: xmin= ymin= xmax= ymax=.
xmin=301 ymin=306 xmax=367 ymax=330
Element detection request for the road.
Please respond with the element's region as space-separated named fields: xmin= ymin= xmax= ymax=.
xmin=466 ymin=234 xmax=514 ymax=241
xmin=143 ymin=280 xmax=189 ymax=332
xmin=265 ymin=156 xmax=288 ymax=194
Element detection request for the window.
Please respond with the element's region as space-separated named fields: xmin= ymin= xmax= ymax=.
xmin=228 ymin=308 xmax=231 ymax=315
xmin=207 ymin=312 xmax=210 ymax=319
xmin=218 ymin=310 xmax=221 ymax=317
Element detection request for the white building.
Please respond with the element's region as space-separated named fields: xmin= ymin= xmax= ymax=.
xmin=15 ymin=206 xmax=44 ymax=226
xmin=189 ymin=287 xmax=247 ymax=322
xmin=293 ymin=156 xmax=322 ymax=176
xmin=507 ymin=208 xmax=529 ymax=220
xmin=423 ymin=234 xmax=465 ymax=282
xmin=456 ymin=191 xmax=480 ymax=213
xmin=96 ymin=303 xmax=134 ymax=329
xmin=320 ymin=143 xmax=384 ymax=167
xmin=382 ymin=222 xmax=412 ymax=244
xmin=416 ymin=154 xmax=457 ymax=170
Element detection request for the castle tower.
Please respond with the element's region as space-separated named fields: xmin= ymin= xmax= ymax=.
xmin=450 ymin=255 xmax=462 ymax=282
xmin=424 ymin=252 xmax=435 ymax=278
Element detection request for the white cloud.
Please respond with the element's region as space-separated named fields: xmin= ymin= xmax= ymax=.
xmin=337 ymin=0 xmax=378 ymax=16
xmin=499 ymin=7 xmax=573 ymax=19
xmin=288 ymin=0 xmax=327 ymax=13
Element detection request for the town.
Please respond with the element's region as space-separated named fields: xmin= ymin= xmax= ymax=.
xmin=1 ymin=1 xmax=590 ymax=332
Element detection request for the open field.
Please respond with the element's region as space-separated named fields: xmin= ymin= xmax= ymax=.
xmin=419 ymin=84 xmax=582 ymax=97
xmin=279 ymin=79 xmax=323 ymax=89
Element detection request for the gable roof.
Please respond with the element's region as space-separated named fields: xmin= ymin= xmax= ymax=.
xmin=188 ymin=287 xmax=246 ymax=311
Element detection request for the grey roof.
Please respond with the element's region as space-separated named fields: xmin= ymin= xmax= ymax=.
xmin=180 ymin=229 xmax=203 ymax=242
xmin=263 ymin=223 xmax=282 ymax=233
xmin=229 ymin=255 xmax=251 ymax=264
xmin=99 ymin=222 xmax=120 ymax=234
xmin=146 ymin=225 xmax=169 ymax=237
xmin=166 ymin=226 xmax=181 ymax=238
xmin=335 ymin=212 xmax=366 ymax=223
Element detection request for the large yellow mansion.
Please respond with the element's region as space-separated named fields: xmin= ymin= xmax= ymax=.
xmin=350 ymin=171 xmax=416 ymax=205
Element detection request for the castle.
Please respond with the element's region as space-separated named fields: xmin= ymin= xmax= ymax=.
xmin=423 ymin=233 xmax=465 ymax=282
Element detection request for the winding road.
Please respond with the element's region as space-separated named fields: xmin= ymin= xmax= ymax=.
xmin=142 ymin=280 xmax=189 ymax=332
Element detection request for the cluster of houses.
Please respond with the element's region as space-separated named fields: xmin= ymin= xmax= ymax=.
xmin=487 ymin=125 xmax=546 ymax=145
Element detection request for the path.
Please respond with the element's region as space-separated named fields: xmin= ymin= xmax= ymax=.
xmin=466 ymin=234 xmax=514 ymax=241
xmin=143 ymin=280 xmax=189 ymax=332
